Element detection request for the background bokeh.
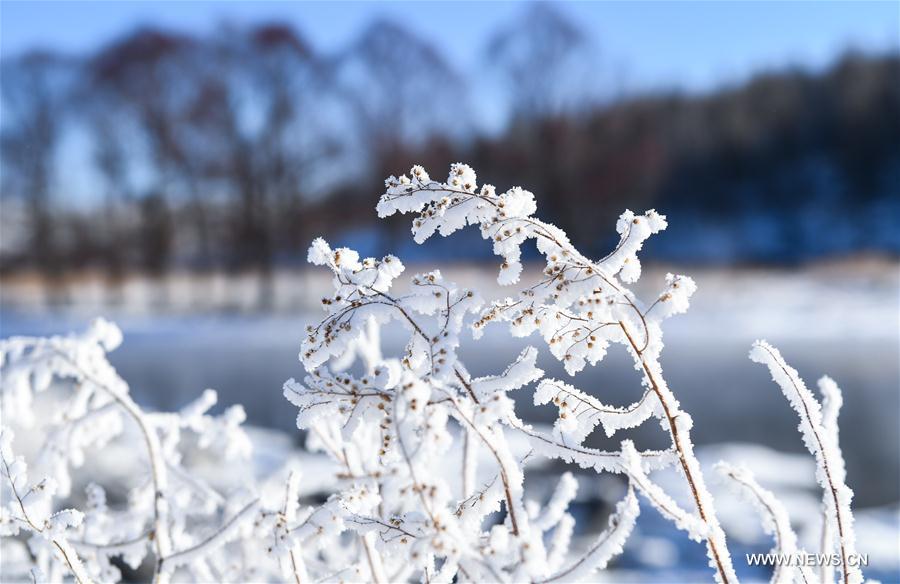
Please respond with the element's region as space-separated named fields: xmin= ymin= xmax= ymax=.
xmin=1 ymin=2 xmax=898 ymax=579
xmin=2 ymin=1 xmax=898 ymax=277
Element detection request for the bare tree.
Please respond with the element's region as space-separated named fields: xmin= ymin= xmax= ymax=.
xmin=486 ymin=2 xmax=595 ymax=120
xmin=482 ymin=4 xmax=599 ymax=246
xmin=336 ymin=20 xmax=468 ymax=178
xmin=1 ymin=51 xmax=74 ymax=300
xmin=189 ymin=23 xmax=333 ymax=306
xmin=89 ymin=29 xmax=213 ymax=269
xmin=333 ymin=20 xmax=469 ymax=248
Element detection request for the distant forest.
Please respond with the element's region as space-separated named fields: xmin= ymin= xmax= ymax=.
xmin=2 ymin=5 xmax=898 ymax=283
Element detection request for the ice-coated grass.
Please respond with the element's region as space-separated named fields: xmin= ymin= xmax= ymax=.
xmin=0 ymin=164 xmax=881 ymax=583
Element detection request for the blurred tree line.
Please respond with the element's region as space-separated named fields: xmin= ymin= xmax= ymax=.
xmin=2 ymin=5 xmax=898 ymax=290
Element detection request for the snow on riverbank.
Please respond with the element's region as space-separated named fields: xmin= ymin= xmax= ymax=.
xmin=2 ymin=261 xmax=897 ymax=339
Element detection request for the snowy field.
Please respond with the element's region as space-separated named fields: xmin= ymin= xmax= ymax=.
xmin=2 ymin=262 xmax=898 ymax=580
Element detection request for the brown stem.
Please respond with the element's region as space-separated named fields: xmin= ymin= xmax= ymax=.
xmin=362 ymin=291 xmax=522 ymax=538
xmin=723 ymin=469 xmax=786 ymax=583
xmin=361 ymin=533 xmax=386 ymax=584
xmin=1 ymin=451 xmax=90 ymax=583
xmin=620 ymin=323 xmax=730 ymax=584
xmin=444 ymin=378 xmax=521 ymax=537
xmin=759 ymin=344 xmax=851 ymax=584
xmin=51 ymin=351 xmax=170 ymax=581
xmin=289 ymin=552 xmax=303 ymax=584
xmin=325 ymin=286 xmax=523 ymax=539
xmin=454 ymin=369 xmax=480 ymax=404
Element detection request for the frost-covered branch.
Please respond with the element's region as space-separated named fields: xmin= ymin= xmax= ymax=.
xmin=716 ymin=462 xmax=815 ymax=584
xmin=2 ymin=162 xmax=875 ymax=583
xmin=157 ymin=497 xmax=260 ymax=578
xmin=539 ymin=486 xmax=639 ymax=582
xmin=378 ymin=164 xmax=735 ymax=582
xmin=1 ymin=322 xmax=267 ymax=583
xmin=1 ymin=430 xmax=92 ymax=583
xmin=818 ymin=375 xmax=844 ymax=584
xmin=54 ymin=351 xmax=173 ymax=577
xmin=751 ymin=341 xmax=861 ymax=584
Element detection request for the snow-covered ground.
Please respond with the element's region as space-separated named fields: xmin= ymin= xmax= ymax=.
xmin=2 ymin=261 xmax=897 ymax=339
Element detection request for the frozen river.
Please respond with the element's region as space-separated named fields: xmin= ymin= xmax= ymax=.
xmin=2 ymin=315 xmax=898 ymax=508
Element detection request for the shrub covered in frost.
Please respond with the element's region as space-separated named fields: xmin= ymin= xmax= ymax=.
xmin=1 ymin=164 xmax=869 ymax=583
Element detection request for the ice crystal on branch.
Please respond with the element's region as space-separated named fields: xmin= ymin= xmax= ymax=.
xmin=751 ymin=341 xmax=862 ymax=584
xmin=1 ymin=321 xmax=262 ymax=583
xmin=378 ymin=164 xmax=738 ymax=581
xmin=716 ymin=462 xmax=816 ymax=584
xmin=1 ymin=163 xmax=873 ymax=584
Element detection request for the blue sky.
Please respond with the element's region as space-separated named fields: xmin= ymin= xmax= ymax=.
xmin=2 ymin=1 xmax=897 ymax=93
